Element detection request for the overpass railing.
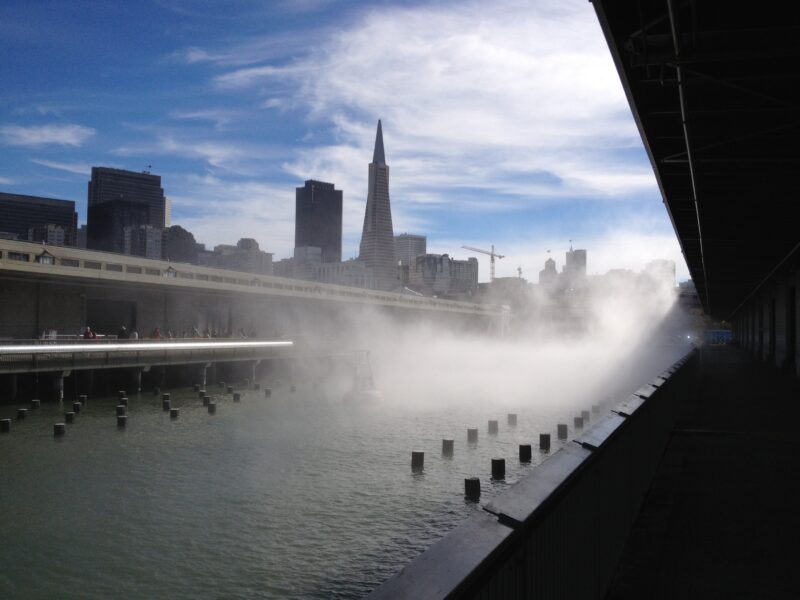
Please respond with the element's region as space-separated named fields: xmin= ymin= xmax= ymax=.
xmin=367 ymin=348 xmax=698 ymax=600
xmin=0 ymin=340 xmax=294 ymax=374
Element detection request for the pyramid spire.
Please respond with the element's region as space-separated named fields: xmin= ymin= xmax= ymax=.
xmin=359 ymin=119 xmax=396 ymax=290
xmin=372 ymin=119 xmax=386 ymax=165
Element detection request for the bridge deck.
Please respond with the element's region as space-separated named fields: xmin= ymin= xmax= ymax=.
xmin=608 ymin=345 xmax=800 ymax=599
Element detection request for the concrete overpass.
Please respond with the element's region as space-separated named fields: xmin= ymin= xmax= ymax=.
xmin=0 ymin=239 xmax=503 ymax=340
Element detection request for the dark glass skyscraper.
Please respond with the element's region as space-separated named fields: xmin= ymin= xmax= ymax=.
xmin=358 ymin=120 xmax=397 ymax=290
xmin=87 ymin=167 xmax=166 ymax=252
xmin=0 ymin=191 xmax=78 ymax=245
xmin=88 ymin=199 xmax=149 ymax=254
xmin=295 ymin=180 xmax=342 ymax=263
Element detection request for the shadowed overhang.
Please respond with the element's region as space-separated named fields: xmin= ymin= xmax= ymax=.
xmin=591 ymin=0 xmax=800 ymax=319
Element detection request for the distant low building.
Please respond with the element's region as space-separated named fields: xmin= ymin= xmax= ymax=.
xmin=198 ymin=238 xmax=273 ymax=275
xmin=28 ymin=223 xmax=68 ymax=246
xmin=317 ymin=259 xmax=376 ymax=289
xmin=163 ymin=225 xmax=198 ymax=264
xmin=273 ymin=246 xmax=322 ymax=280
xmin=76 ymin=224 xmax=87 ymax=249
xmin=395 ymin=233 xmax=427 ymax=266
xmin=408 ymin=253 xmax=478 ymax=298
xmin=124 ymin=224 xmax=163 ymax=260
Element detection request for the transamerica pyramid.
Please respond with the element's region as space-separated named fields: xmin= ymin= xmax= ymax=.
xmin=358 ymin=120 xmax=398 ymax=290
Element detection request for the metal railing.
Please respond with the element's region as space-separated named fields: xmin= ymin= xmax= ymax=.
xmin=367 ymin=348 xmax=698 ymax=600
xmin=0 ymin=340 xmax=294 ymax=374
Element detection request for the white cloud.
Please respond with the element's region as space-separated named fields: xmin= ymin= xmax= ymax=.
xmin=30 ymin=158 xmax=93 ymax=175
xmin=0 ymin=123 xmax=95 ymax=146
xmin=213 ymin=64 xmax=311 ymax=89
xmin=207 ymin=0 xmax=656 ymax=203
xmin=113 ymin=134 xmax=275 ymax=175
xmin=167 ymin=174 xmax=296 ymax=255
xmin=0 ymin=176 xmax=13 ymax=185
xmin=169 ymin=109 xmax=238 ymax=130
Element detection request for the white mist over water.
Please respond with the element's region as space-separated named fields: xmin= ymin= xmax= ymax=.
xmin=329 ymin=269 xmax=686 ymax=418
xmin=0 ymin=269 xmax=695 ymax=600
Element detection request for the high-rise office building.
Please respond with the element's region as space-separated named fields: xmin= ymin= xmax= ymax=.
xmin=395 ymin=233 xmax=427 ymax=266
xmin=358 ymin=120 xmax=398 ymax=290
xmin=564 ymin=244 xmax=587 ymax=278
xmin=295 ymin=180 xmax=342 ymax=263
xmin=0 ymin=191 xmax=78 ymax=246
xmin=539 ymin=257 xmax=558 ymax=285
xmin=88 ymin=198 xmax=149 ymax=254
xmin=87 ymin=167 xmax=166 ymax=252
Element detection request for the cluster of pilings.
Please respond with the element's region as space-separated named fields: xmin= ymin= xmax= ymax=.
xmin=408 ymin=402 xmax=606 ymax=502
xmin=0 ymin=377 xmax=273 ymax=438
xmin=0 ymin=357 xmax=293 ymax=406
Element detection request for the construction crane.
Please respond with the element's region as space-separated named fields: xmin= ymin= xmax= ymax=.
xmin=462 ymin=244 xmax=505 ymax=282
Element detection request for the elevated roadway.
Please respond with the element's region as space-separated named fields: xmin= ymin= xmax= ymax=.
xmin=0 ymin=239 xmax=504 ymax=340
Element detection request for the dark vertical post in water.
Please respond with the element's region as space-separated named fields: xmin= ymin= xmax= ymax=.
xmin=465 ymin=477 xmax=481 ymax=500
xmin=539 ymin=433 xmax=551 ymax=451
xmin=442 ymin=439 xmax=454 ymax=456
xmin=491 ymin=459 xmax=505 ymax=480
xmin=519 ymin=444 xmax=532 ymax=462
xmin=411 ymin=451 xmax=424 ymax=471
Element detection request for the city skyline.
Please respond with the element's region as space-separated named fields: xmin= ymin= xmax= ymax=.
xmin=0 ymin=0 xmax=688 ymax=281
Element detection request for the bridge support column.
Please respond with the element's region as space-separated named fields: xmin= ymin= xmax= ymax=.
xmin=78 ymin=369 xmax=94 ymax=399
xmin=48 ymin=371 xmax=68 ymax=403
xmin=0 ymin=374 xmax=18 ymax=403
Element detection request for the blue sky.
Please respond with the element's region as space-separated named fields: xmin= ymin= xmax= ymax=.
xmin=0 ymin=0 xmax=688 ymax=281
